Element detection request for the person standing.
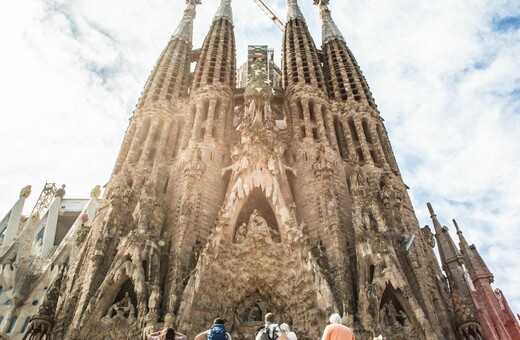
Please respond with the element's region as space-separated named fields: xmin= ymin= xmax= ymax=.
xmin=256 ymin=312 xmax=279 ymax=340
xmin=147 ymin=327 xmax=186 ymax=340
xmin=321 ymin=314 xmax=355 ymax=340
xmin=194 ymin=318 xmax=232 ymax=340
xmin=277 ymin=323 xmax=297 ymax=340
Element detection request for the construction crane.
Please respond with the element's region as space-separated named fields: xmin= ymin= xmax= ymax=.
xmin=30 ymin=182 xmax=57 ymax=218
xmin=252 ymin=0 xmax=284 ymax=31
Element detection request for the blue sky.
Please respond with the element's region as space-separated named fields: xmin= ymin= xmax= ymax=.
xmin=0 ymin=0 xmax=519 ymax=317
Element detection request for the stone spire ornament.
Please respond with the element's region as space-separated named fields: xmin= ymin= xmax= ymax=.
xmin=317 ymin=1 xmax=345 ymax=44
xmin=286 ymin=0 xmax=305 ymax=22
xmin=214 ymin=0 xmax=233 ymax=23
xmin=171 ymin=0 xmax=201 ymax=43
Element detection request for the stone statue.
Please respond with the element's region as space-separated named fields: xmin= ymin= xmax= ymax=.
xmin=105 ymin=292 xmax=135 ymax=320
xmin=387 ymin=301 xmax=397 ymax=325
xmin=362 ymin=209 xmax=371 ymax=230
xmin=421 ymin=225 xmax=436 ymax=248
xmin=235 ymin=223 xmax=247 ymax=244
xmin=248 ymin=210 xmax=271 ymax=242
xmin=248 ymin=305 xmax=262 ymax=321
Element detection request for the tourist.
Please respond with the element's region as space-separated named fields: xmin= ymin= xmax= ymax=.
xmin=321 ymin=313 xmax=355 ymax=340
xmin=147 ymin=327 xmax=186 ymax=340
xmin=255 ymin=312 xmax=279 ymax=340
xmin=277 ymin=323 xmax=297 ymax=340
xmin=195 ymin=318 xmax=232 ymax=340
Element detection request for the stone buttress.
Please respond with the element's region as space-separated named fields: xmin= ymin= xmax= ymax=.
xmin=282 ymin=0 xmax=355 ymax=321
xmin=162 ymin=0 xmax=236 ymax=320
xmin=24 ymin=1 xmax=201 ymax=339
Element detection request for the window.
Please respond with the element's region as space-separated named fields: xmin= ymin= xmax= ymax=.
xmin=22 ymin=317 xmax=31 ymax=333
xmin=7 ymin=316 xmax=17 ymax=333
xmin=36 ymin=227 xmax=45 ymax=241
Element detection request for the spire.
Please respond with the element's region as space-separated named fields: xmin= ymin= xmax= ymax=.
xmin=214 ymin=0 xmax=233 ymax=23
xmin=454 ymin=219 xmax=492 ymax=281
xmin=183 ymin=0 xmax=236 ymax=144
xmin=171 ymin=0 xmax=199 ymax=43
xmin=428 ymin=204 xmax=483 ymax=338
xmin=282 ymin=0 xmax=325 ymax=90
xmin=317 ymin=1 xmax=376 ymax=108
xmin=453 ymin=220 xmax=520 ymax=339
xmin=286 ymin=0 xmax=305 ymax=22
xmin=318 ymin=2 xmax=345 ymax=44
xmin=136 ymin=0 xmax=198 ymax=106
xmin=428 ymin=203 xmax=463 ymax=265
xmin=191 ymin=0 xmax=236 ymax=91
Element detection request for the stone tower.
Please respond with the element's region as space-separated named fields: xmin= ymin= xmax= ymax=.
xmin=20 ymin=1 xmax=519 ymax=340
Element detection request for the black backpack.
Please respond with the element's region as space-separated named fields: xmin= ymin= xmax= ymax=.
xmin=208 ymin=323 xmax=227 ymax=340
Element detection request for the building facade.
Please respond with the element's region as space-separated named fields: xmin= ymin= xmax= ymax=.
xmin=1 ymin=0 xmax=517 ymax=339
xmin=0 ymin=184 xmax=100 ymax=339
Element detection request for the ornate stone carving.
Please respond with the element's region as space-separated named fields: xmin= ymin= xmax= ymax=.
xmin=104 ymin=292 xmax=136 ymax=321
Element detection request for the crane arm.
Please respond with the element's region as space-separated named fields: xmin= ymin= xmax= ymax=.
xmin=252 ymin=0 xmax=284 ymax=31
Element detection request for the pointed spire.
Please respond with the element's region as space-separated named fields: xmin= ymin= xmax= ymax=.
xmin=454 ymin=219 xmax=493 ymax=280
xmin=427 ymin=202 xmax=443 ymax=234
xmin=453 ymin=218 xmax=469 ymax=247
xmin=171 ymin=0 xmax=200 ymax=43
xmin=214 ymin=0 xmax=233 ymax=23
xmin=318 ymin=2 xmax=345 ymax=44
xmin=428 ymin=203 xmax=463 ymax=266
xmin=286 ymin=0 xmax=305 ymax=22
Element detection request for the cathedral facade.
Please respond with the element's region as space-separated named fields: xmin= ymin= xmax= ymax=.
xmin=3 ymin=0 xmax=517 ymax=339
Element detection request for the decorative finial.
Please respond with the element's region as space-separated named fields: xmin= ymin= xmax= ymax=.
xmin=55 ymin=184 xmax=66 ymax=198
xmin=214 ymin=0 xmax=233 ymax=23
xmin=313 ymin=0 xmax=329 ymax=5
xmin=31 ymin=212 xmax=40 ymax=223
xmin=171 ymin=0 xmax=200 ymax=43
xmin=453 ymin=219 xmax=462 ymax=233
xmin=315 ymin=0 xmax=345 ymax=44
xmin=427 ymin=202 xmax=435 ymax=216
xmin=287 ymin=0 xmax=305 ymax=21
xmin=20 ymin=185 xmax=32 ymax=198
xmin=90 ymin=185 xmax=102 ymax=199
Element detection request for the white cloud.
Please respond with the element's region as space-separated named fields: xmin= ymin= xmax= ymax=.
xmin=0 ymin=0 xmax=519 ymax=318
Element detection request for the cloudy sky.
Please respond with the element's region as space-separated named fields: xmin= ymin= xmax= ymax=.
xmin=0 ymin=0 xmax=519 ymax=316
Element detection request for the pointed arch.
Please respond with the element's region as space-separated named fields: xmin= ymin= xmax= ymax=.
xmin=233 ymin=188 xmax=280 ymax=243
xmin=378 ymin=283 xmax=419 ymax=331
xmin=103 ymin=279 xmax=138 ymax=319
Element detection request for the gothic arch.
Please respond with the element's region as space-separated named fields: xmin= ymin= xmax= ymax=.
xmin=229 ymin=188 xmax=281 ymax=243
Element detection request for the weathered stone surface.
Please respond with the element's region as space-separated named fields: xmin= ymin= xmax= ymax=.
xmin=13 ymin=1 xmax=520 ymax=340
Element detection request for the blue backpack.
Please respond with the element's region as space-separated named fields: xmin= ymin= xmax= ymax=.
xmin=208 ymin=323 xmax=227 ymax=340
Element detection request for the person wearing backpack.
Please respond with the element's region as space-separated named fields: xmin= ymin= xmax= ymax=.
xmin=195 ymin=318 xmax=232 ymax=340
xmin=255 ymin=313 xmax=279 ymax=340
